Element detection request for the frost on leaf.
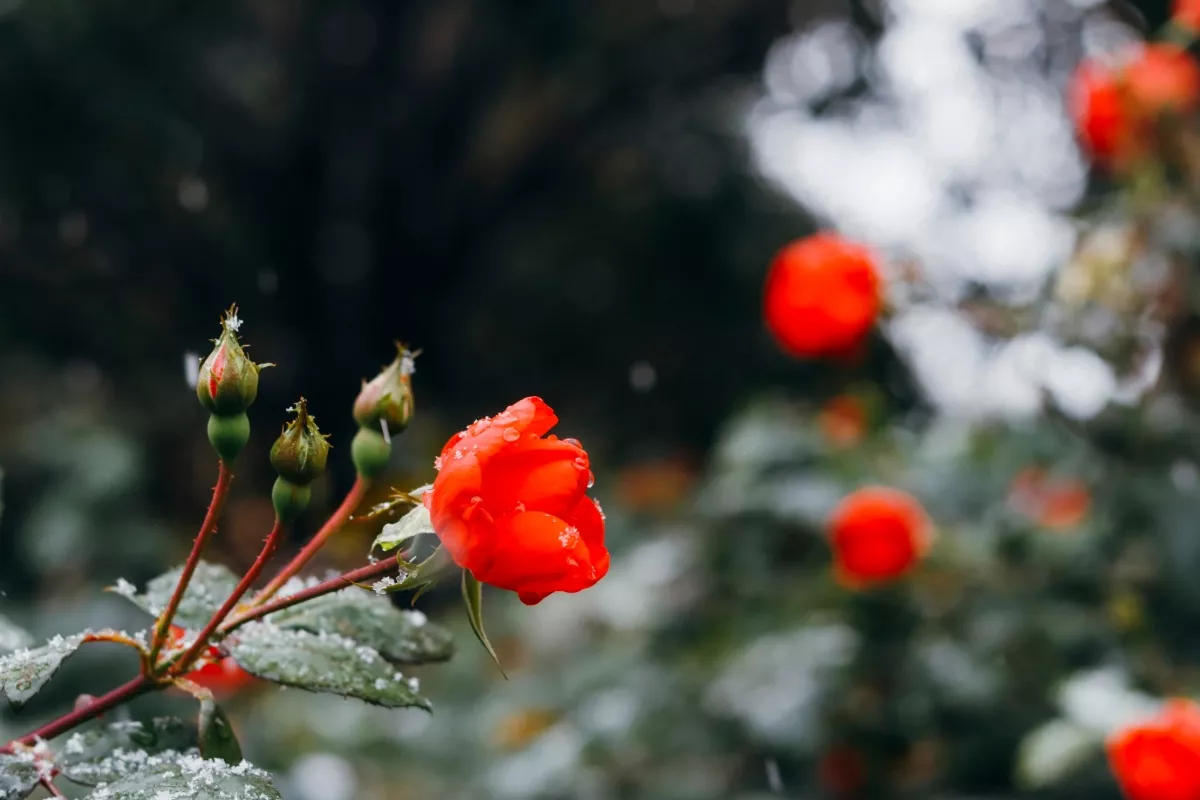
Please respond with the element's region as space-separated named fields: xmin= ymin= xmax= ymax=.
xmin=0 ymin=614 xmax=33 ymax=656
xmin=59 ymin=718 xmax=199 ymax=786
xmin=78 ymin=751 xmax=280 ymax=799
xmin=228 ymin=624 xmax=431 ymax=710
xmin=372 ymin=502 xmax=434 ymax=552
xmin=126 ymin=562 xmax=239 ymax=629
xmin=267 ymin=587 xmax=453 ymax=665
xmin=0 ymin=751 xmax=41 ymax=800
xmin=0 ymin=634 xmax=84 ymax=710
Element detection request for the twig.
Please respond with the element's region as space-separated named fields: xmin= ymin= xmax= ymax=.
xmin=148 ymin=462 xmax=234 ymax=663
xmin=254 ymin=476 xmax=370 ymax=602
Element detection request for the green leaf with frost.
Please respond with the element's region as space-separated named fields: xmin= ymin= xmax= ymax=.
xmin=197 ymin=698 xmax=242 ymax=765
xmin=462 ymin=570 xmax=505 ymax=678
xmin=0 ymin=634 xmax=84 ymax=710
xmin=78 ymin=751 xmax=280 ymax=799
xmin=59 ymin=718 xmax=199 ymax=786
xmin=0 ymin=615 xmax=32 ymax=656
xmin=0 ymin=752 xmax=40 ymax=800
xmin=1016 ymin=718 xmax=1103 ymax=789
xmin=372 ymin=500 xmax=433 ymax=552
xmin=121 ymin=561 xmax=240 ymax=629
xmin=228 ymin=624 xmax=431 ymax=709
xmin=268 ymin=587 xmax=453 ymax=664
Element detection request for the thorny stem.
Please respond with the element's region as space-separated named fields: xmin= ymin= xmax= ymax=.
xmin=0 ymin=558 xmax=401 ymax=753
xmin=166 ymin=520 xmax=286 ymax=677
xmin=222 ymin=558 xmax=400 ymax=634
xmin=40 ymin=777 xmax=66 ymax=797
xmin=254 ymin=476 xmax=370 ymax=603
xmin=3 ymin=676 xmax=155 ymax=751
xmin=148 ymin=461 xmax=234 ymax=664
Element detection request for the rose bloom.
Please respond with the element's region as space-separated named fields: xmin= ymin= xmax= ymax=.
xmin=827 ymin=487 xmax=933 ymax=588
xmin=1177 ymin=0 xmax=1200 ymax=32
xmin=1070 ymin=44 xmax=1200 ymax=169
xmin=1108 ymin=699 xmax=1200 ymax=800
xmin=763 ymin=234 xmax=882 ymax=359
xmin=1008 ymin=467 xmax=1090 ymax=530
xmin=425 ymin=397 xmax=609 ymax=605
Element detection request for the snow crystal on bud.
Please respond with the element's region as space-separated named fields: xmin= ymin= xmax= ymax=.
xmin=400 ymin=351 xmax=416 ymax=376
xmin=372 ymin=577 xmax=396 ymax=595
xmin=111 ymin=578 xmax=137 ymax=598
xmin=225 ymin=312 xmax=243 ymax=332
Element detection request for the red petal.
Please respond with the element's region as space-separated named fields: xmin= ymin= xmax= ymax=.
xmin=440 ymin=397 xmax=558 ymax=461
xmin=482 ymin=437 xmax=589 ymax=518
xmin=564 ymin=496 xmax=609 ymax=578
xmin=474 ymin=510 xmax=598 ymax=599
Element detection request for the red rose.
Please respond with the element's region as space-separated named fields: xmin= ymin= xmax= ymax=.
xmin=828 ymin=487 xmax=932 ymax=588
xmin=1070 ymin=45 xmax=1200 ymax=169
xmin=1069 ymin=59 xmax=1132 ymax=167
xmin=1176 ymin=0 xmax=1200 ymax=32
xmin=763 ymin=234 xmax=882 ymax=360
xmin=425 ymin=397 xmax=609 ymax=605
xmin=1007 ymin=467 xmax=1091 ymax=530
xmin=1108 ymin=699 xmax=1200 ymax=800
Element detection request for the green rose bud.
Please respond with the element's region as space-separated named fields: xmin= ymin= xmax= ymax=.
xmin=353 ymin=344 xmax=416 ymax=433
xmin=197 ymin=306 xmax=266 ymax=416
xmin=270 ymin=398 xmax=331 ymax=485
xmin=351 ymin=427 xmax=391 ymax=479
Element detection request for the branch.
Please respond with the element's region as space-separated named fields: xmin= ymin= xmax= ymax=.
xmin=3 ymin=676 xmax=155 ymax=750
xmin=254 ymin=476 xmax=370 ymax=602
xmin=148 ymin=461 xmax=234 ymax=662
xmin=222 ymin=559 xmax=400 ymax=634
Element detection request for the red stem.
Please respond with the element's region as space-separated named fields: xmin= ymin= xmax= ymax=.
xmin=167 ymin=520 xmax=285 ymax=676
xmin=254 ymin=476 xmax=370 ymax=602
xmin=222 ymin=559 xmax=400 ymax=634
xmin=148 ymin=462 xmax=234 ymax=662
xmin=7 ymin=676 xmax=153 ymax=748
xmin=40 ymin=777 xmax=66 ymax=797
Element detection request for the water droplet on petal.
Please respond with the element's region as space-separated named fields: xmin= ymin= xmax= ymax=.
xmin=587 ymin=471 xmax=595 ymax=488
xmin=573 ymin=457 xmax=588 ymax=470
xmin=502 ymin=427 xmax=520 ymax=442
xmin=594 ymin=499 xmax=606 ymax=520
xmin=514 ymin=501 xmax=526 ymax=513
xmin=470 ymin=495 xmax=483 ymax=505
xmin=562 ymin=438 xmax=581 ymax=448
xmin=453 ymin=448 xmax=464 ymax=460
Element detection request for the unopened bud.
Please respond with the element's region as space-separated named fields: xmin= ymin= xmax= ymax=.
xmin=353 ymin=344 xmax=416 ymax=432
xmin=270 ymin=398 xmax=330 ymax=485
xmin=197 ymin=306 xmax=265 ymax=416
xmin=351 ymin=427 xmax=391 ymax=478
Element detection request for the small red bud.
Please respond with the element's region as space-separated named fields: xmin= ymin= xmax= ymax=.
xmin=196 ymin=306 xmax=265 ymax=416
xmin=353 ymin=344 xmax=416 ymax=432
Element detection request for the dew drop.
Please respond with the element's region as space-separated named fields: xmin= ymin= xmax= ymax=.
xmin=502 ymin=427 xmax=520 ymax=442
xmin=470 ymin=495 xmax=483 ymax=505
xmin=587 ymin=471 xmax=596 ymax=488
xmin=594 ymin=498 xmax=606 ymax=520
xmin=514 ymin=501 xmax=526 ymax=513
xmin=562 ymin=438 xmax=581 ymax=448
xmin=573 ymin=457 xmax=588 ymax=470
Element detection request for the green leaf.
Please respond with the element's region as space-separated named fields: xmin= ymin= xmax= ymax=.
xmin=372 ymin=501 xmax=433 ymax=552
xmin=59 ymin=718 xmax=199 ymax=786
xmin=0 ymin=634 xmax=84 ymax=710
xmin=0 ymin=752 xmax=40 ymax=800
xmin=462 ymin=571 xmax=506 ymax=678
xmin=268 ymin=587 xmax=453 ymax=664
xmin=78 ymin=752 xmax=281 ymax=799
xmin=197 ymin=698 xmax=243 ymax=765
xmin=121 ymin=561 xmax=240 ymax=629
xmin=228 ymin=624 xmax=431 ymax=709
xmin=0 ymin=615 xmax=33 ymax=656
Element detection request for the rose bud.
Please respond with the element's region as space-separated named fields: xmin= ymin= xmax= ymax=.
xmin=270 ymin=398 xmax=331 ymax=486
xmin=196 ymin=306 xmax=264 ymax=416
xmin=353 ymin=343 xmax=417 ymax=433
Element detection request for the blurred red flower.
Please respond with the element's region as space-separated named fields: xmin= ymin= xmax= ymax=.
xmin=828 ymin=487 xmax=932 ymax=588
xmin=1176 ymin=0 xmax=1200 ymax=32
xmin=425 ymin=397 xmax=609 ymax=605
xmin=1070 ymin=44 xmax=1200 ymax=169
xmin=819 ymin=395 xmax=869 ymax=449
xmin=763 ymin=234 xmax=881 ymax=360
xmin=1008 ymin=467 xmax=1090 ymax=530
xmin=168 ymin=625 xmax=255 ymax=698
xmin=1108 ymin=699 xmax=1200 ymax=800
